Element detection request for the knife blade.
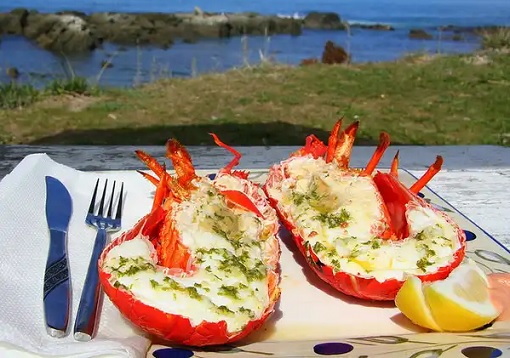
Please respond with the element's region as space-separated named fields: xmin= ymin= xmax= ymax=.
xmin=43 ymin=176 xmax=73 ymax=338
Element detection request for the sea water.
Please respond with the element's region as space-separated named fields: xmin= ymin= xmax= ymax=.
xmin=0 ymin=0 xmax=509 ymax=87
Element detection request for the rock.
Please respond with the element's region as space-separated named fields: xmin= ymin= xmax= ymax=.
xmin=0 ymin=8 xmax=29 ymax=34
xmin=6 ymin=67 xmax=20 ymax=79
xmin=450 ymin=34 xmax=465 ymax=41
xmin=438 ymin=24 xmax=505 ymax=35
xmin=350 ymin=23 xmax=394 ymax=31
xmin=100 ymin=60 xmax=113 ymax=69
xmin=409 ymin=28 xmax=433 ymax=40
xmin=321 ymin=40 xmax=350 ymax=64
xmin=18 ymin=12 xmax=100 ymax=54
xmin=182 ymin=34 xmax=198 ymax=44
xmin=88 ymin=12 xmax=177 ymax=48
xmin=36 ymin=14 xmax=98 ymax=53
xmin=188 ymin=13 xmax=229 ymax=26
xmin=55 ymin=10 xmax=87 ymax=18
xmin=0 ymin=8 xmax=349 ymax=54
xmin=438 ymin=24 xmax=463 ymax=33
xmin=241 ymin=12 xmax=259 ymax=19
xmin=226 ymin=15 xmax=302 ymax=36
xmin=304 ymin=11 xmax=346 ymax=30
xmin=300 ymin=58 xmax=319 ymax=66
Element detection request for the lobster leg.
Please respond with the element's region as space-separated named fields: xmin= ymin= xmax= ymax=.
xmin=142 ymin=170 xmax=173 ymax=237
xmin=390 ymin=151 xmax=400 ymax=178
xmin=136 ymin=145 xmax=194 ymax=272
xmin=363 ymin=132 xmax=391 ymax=175
xmin=166 ymin=139 xmax=198 ymax=190
xmin=291 ymin=134 xmax=328 ymax=159
xmin=137 ymin=170 xmax=160 ymax=186
xmin=332 ymin=121 xmax=360 ymax=169
xmin=210 ymin=133 xmax=250 ymax=179
xmin=326 ymin=119 xmax=343 ymax=163
xmin=221 ymin=190 xmax=265 ymax=219
xmin=151 ymin=170 xmax=171 ymax=211
xmin=410 ymin=156 xmax=443 ymax=194
xmin=136 ymin=150 xmax=166 ymax=178
xmin=210 ymin=133 xmax=242 ymax=173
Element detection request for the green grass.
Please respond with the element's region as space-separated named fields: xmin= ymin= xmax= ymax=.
xmin=480 ymin=27 xmax=510 ymax=50
xmin=0 ymin=82 xmax=40 ymax=109
xmin=0 ymin=76 xmax=98 ymax=109
xmin=1 ymin=43 xmax=509 ymax=147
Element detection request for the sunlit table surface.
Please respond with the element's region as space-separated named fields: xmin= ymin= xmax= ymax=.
xmin=0 ymin=144 xmax=509 ymax=357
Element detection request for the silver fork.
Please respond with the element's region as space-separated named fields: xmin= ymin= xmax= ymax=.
xmin=74 ymin=178 xmax=124 ymax=341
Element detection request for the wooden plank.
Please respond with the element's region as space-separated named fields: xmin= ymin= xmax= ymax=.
xmin=1 ymin=145 xmax=510 ymax=178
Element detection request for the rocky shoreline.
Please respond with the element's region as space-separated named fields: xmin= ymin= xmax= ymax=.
xmin=0 ymin=7 xmax=505 ymax=59
xmin=0 ymin=8 xmax=348 ymax=54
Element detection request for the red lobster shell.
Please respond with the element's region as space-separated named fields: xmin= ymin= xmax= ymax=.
xmin=98 ymin=135 xmax=281 ymax=346
xmin=263 ymin=120 xmax=466 ymax=301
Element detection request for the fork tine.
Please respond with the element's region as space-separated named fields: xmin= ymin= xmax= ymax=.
xmin=107 ymin=181 xmax=116 ymax=218
xmin=98 ymin=179 xmax=108 ymax=217
xmin=88 ymin=179 xmax=100 ymax=215
xmin=115 ymin=182 xmax=124 ymax=221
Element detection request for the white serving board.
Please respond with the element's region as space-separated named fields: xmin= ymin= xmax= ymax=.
xmin=145 ymin=169 xmax=510 ymax=358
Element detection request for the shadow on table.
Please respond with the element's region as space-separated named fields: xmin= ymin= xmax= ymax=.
xmin=29 ymin=122 xmax=383 ymax=146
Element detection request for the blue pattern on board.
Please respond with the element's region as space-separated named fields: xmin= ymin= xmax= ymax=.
xmin=153 ymin=348 xmax=194 ymax=358
xmin=464 ymin=230 xmax=477 ymax=241
xmin=313 ymin=342 xmax=354 ymax=355
xmin=461 ymin=346 xmax=503 ymax=358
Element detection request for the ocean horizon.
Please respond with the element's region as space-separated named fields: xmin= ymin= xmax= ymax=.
xmin=1 ymin=0 xmax=509 ymax=87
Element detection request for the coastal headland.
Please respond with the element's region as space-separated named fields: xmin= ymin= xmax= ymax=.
xmin=0 ymin=8 xmax=351 ymax=54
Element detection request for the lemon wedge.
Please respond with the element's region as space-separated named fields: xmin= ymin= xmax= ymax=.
xmin=395 ymin=259 xmax=501 ymax=332
xmin=394 ymin=276 xmax=442 ymax=331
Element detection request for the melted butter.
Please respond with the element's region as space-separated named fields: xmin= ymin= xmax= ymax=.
xmin=266 ymin=156 xmax=460 ymax=282
xmin=103 ymin=178 xmax=277 ymax=333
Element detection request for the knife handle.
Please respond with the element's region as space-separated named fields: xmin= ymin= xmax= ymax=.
xmin=43 ymin=229 xmax=71 ymax=338
xmin=74 ymin=228 xmax=107 ymax=341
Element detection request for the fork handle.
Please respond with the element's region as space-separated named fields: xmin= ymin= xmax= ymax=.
xmin=73 ymin=228 xmax=107 ymax=341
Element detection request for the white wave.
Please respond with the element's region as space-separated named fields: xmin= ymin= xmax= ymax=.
xmin=276 ymin=12 xmax=304 ymax=20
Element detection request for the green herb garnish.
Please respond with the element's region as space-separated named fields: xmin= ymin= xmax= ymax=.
xmin=313 ymin=241 xmax=327 ymax=253
xmin=313 ymin=208 xmax=351 ymax=228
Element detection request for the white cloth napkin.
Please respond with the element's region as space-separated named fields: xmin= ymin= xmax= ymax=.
xmin=0 ymin=153 xmax=154 ymax=357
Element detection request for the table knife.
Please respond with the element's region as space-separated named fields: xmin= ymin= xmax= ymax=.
xmin=43 ymin=176 xmax=73 ymax=338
